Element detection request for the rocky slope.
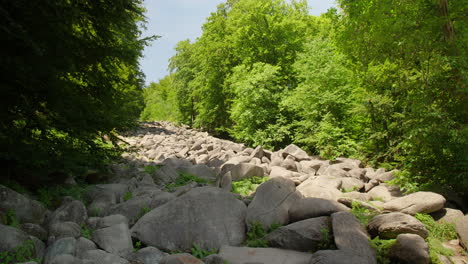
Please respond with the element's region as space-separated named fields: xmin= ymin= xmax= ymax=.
xmin=0 ymin=121 xmax=467 ymax=264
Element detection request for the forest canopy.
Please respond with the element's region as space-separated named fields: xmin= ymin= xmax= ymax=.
xmin=0 ymin=0 xmax=156 ymax=185
xmin=142 ymin=0 xmax=467 ymax=194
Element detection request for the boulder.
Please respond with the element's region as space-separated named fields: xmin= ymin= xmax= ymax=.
xmin=229 ymin=163 xmax=265 ymax=181
xmin=0 ymin=224 xmax=31 ymax=252
xmin=289 ymin=198 xmax=349 ymax=222
xmin=270 ymin=152 xmax=284 ymax=167
xmin=125 ymin=246 xmax=168 ymax=264
xmin=44 ymin=237 xmax=77 ymax=264
xmin=341 ymin=191 xmax=371 ymax=202
xmin=47 ymin=199 xmax=87 ymax=227
xmin=282 ymin=144 xmax=309 ymax=161
xmin=202 ymin=254 xmax=225 ymax=264
xmin=249 ymin=146 xmax=264 ymax=159
xmin=131 ymin=187 xmax=246 ymax=252
xmin=81 ymin=249 xmax=129 ymax=264
xmin=348 ymin=168 xmax=366 ymax=180
xmin=299 ymin=160 xmax=323 ymax=174
xmin=219 ymin=246 xmax=313 ymax=264
xmin=299 ymin=175 xmax=342 ymax=189
xmin=246 ymin=177 xmax=301 ymax=230
xmin=92 ymin=223 xmax=133 ymax=257
xmin=367 ymin=212 xmax=428 ymax=239
xmin=103 ymin=191 xmax=174 ymax=224
xmin=74 ymin=237 xmax=97 ymax=258
xmin=383 ymin=191 xmax=446 ymax=215
xmin=281 ymin=155 xmax=298 ymax=171
xmin=332 ymin=212 xmax=376 ymax=264
xmin=309 ymin=249 xmax=374 ymax=264
xmin=85 ymin=184 xmax=129 ymax=204
xmin=335 ymin=158 xmax=362 ymax=168
xmin=340 ymin=177 xmax=364 ymax=192
xmin=0 ymin=185 xmax=47 ymax=224
xmin=297 ymin=185 xmax=343 ymax=201
xmin=375 ymin=171 xmax=396 ymax=183
xmin=153 ymin=165 xmax=180 ymax=185
xmin=430 ymin=208 xmax=464 ymax=224
xmin=160 ymin=253 xmax=204 ymax=264
xmin=97 ymin=214 xmax=128 ymax=228
xmin=49 ymin=221 xmax=81 ymax=239
xmin=455 ymin=215 xmax=468 ymax=248
xmin=266 ymin=216 xmax=331 ymax=252
xmin=177 ymin=164 xmax=216 ymax=181
xmin=20 ymin=223 xmax=48 ymax=241
xmin=388 ymin=234 xmax=429 ymax=264
xmin=269 ymin=166 xmax=301 ymax=178
xmin=87 ymin=192 xmax=116 ymax=217
xmin=323 ymin=166 xmax=351 ymax=178
xmin=49 ymin=254 xmax=83 ymax=264
xmin=367 ymin=184 xmax=402 ymax=202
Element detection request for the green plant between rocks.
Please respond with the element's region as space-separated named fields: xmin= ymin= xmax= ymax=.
xmin=415 ymin=213 xmax=458 ymax=263
xmin=231 ymin=176 xmax=269 ymax=196
xmin=0 ymin=240 xmax=40 ymax=264
xmin=3 ymin=209 xmax=20 ymax=228
xmin=350 ymin=201 xmax=378 ymax=226
xmin=317 ymin=227 xmax=335 ymax=251
xmin=36 ymin=182 xmax=91 ymax=209
xmin=143 ymin=165 xmax=161 ymax=174
xmin=244 ymin=222 xmax=282 ymax=248
xmin=191 ymin=243 xmax=217 ymax=259
xmin=81 ymin=224 xmax=93 ymax=240
xmin=123 ymin=191 xmax=133 ymax=202
xmin=369 ymin=236 xmax=396 ymax=264
xmin=166 ymin=172 xmax=209 ymax=191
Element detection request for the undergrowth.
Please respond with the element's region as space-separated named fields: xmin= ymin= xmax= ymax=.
xmin=2 ymin=209 xmax=20 ymax=228
xmin=191 ymin=243 xmax=217 ymax=259
xmin=0 ymin=240 xmax=40 ymax=264
xmin=231 ymin=176 xmax=269 ymax=196
xmin=244 ymin=222 xmax=281 ymax=247
xmin=370 ymin=237 xmax=396 ymax=264
xmin=350 ymin=201 xmax=378 ymax=226
xmin=36 ymin=182 xmax=91 ymax=208
xmin=166 ymin=172 xmax=208 ymax=191
xmin=143 ymin=165 xmax=161 ymax=174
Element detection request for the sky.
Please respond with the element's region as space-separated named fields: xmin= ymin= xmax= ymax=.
xmin=140 ymin=0 xmax=336 ymax=85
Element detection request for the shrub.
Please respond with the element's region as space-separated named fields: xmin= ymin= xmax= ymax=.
xmin=231 ymin=177 xmax=269 ymax=196
xmin=0 ymin=240 xmax=39 ymax=264
xmin=244 ymin=222 xmax=281 ymax=248
xmin=191 ymin=243 xmax=217 ymax=259
xmin=369 ymin=236 xmax=396 ymax=264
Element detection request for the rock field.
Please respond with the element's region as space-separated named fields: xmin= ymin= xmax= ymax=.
xmin=0 ymin=121 xmax=467 ymax=264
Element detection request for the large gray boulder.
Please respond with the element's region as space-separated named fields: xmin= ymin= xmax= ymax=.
xmin=309 ymin=249 xmax=374 ymax=264
xmin=246 ymin=177 xmax=302 ymax=230
xmin=0 ymin=224 xmax=31 ymax=252
xmin=20 ymin=223 xmax=48 ymax=241
xmin=455 ymin=215 xmax=468 ymax=248
xmin=74 ymin=237 xmax=97 ymax=258
xmin=49 ymin=221 xmax=81 ymax=239
xmin=47 ymin=198 xmax=87 ymax=227
xmin=367 ymin=184 xmax=402 ymax=202
xmin=282 ymin=144 xmax=309 ymax=161
xmin=159 ymin=253 xmax=204 ymax=264
xmin=153 ymin=165 xmax=180 ymax=185
xmin=266 ymin=216 xmax=331 ymax=252
xmin=229 ymin=163 xmax=265 ymax=181
xmin=48 ymin=254 xmax=83 ymax=264
xmin=177 ymin=164 xmax=216 ymax=181
xmin=131 ymin=187 xmax=247 ymax=252
xmin=81 ymin=249 xmax=129 ymax=264
xmin=383 ymin=191 xmax=446 ymax=215
xmin=388 ymin=234 xmax=429 ymax=264
xmin=367 ymin=212 xmax=428 ymax=239
xmin=85 ymin=184 xmax=129 ymax=204
xmin=269 ymin=166 xmax=301 ymax=178
xmin=431 ymin=208 xmax=464 ymax=224
xmin=332 ymin=212 xmax=376 ymax=264
xmin=289 ymin=198 xmax=349 ymax=222
xmin=297 ymin=185 xmax=343 ymax=201
xmin=92 ymin=223 xmax=133 ymax=257
xmin=44 ymin=237 xmax=77 ymax=264
xmin=103 ymin=190 xmax=174 ymax=224
xmin=219 ymin=246 xmax=313 ymax=264
xmin=0 ymin=185 xmax=47 ymax=224
xmin=125 ymin=246 xmax=168 ymax=264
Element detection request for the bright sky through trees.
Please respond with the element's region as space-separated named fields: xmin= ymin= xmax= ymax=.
xmin=140 ymin=0 xmax=336 ymax=85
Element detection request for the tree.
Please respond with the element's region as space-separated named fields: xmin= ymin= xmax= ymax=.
xmin=0 ymin=0 xmax=156 ymax=184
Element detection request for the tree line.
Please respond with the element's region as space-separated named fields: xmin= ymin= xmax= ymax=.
xmin=142 ymin=0 xmax=467 ymax=194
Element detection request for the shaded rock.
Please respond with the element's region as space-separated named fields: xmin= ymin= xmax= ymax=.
xmin=49 ymin=254 xmax=83 ymax=264
xmin=364 ymin=179 xmax=379 ymax=192
xmin=20 ymin=223 xmax=48 ymax=241
xmin=87 ymin=192 xmax=116 ymax=217
xmin=160 ymin=253 xmax=204 ymax=264
xmin=348 ymin=168 xmax=366 ymax=180
xmin=219 ymin=246 xmax=313 ymax=264
xmin=430 ymin=208 xmax=464 ymax=224
xmin=389 ymin=234 xmax=429 ymax=264
xmin=299 ymin=160 xmax=323 ymax=174
xmin=0 ymin=185 xmax=47 ymax=224
xmin=202 ymin=254 xmax=225 ymax=264
xmin=44 ymin=237 xmax=77 ymax=264
xmin=281 ymin=155 xmax=298 ymax=171
xmin=367 ymin=212 xmax=428 ymax=239
xmin=47 ymin=199 xmax=87 ymax=227
xmin=81 ymin=249 xmax=129 ymax=264
xmin=92 ymin=223 xmax=133 ymax=257
xmin=229 ymin=163 xmax=265 ymax=181
xmin=153 ymin=165 xmax=180 ymax=185
xmin=246 ymin=177 xmax=301 ymax=230
xmin=455 ymin=215 xmax=468 ymax=248
xmin=383 ymin=191 xmax=446 ymax=215
xmin=125 ymin=246 xmax=168 ymax=264
xmin=332 ymin=212 xmax=376 ymax=264
xmin=85 ymin=184 xmax=128 ymax=204
xmin=131 ymin=187 xmax=246 ymax=252
xmin=75 ymin=237 xmax=97 ymax=258
xmin=49 ymin=221 xmax=81 ymax=239
xmin=289 ymin=198 xmax=349 ymax=222
xmin=266 ymin=216 xmax=331 ymax=252
xmin=375 ymin=171 xmax=396 ymax=183
xmin=0 ymin=224 xmax=30 ymax=252
xmin=249 ymin=146 xmax=264 ymax=159
xmin=97 ymin=214 xmax=128 ymax=228
xmin=103 ymin=191 xmax=174 ymax=224
xmin=309 ymin=249 xmax=373 ymax=264
xmin=282 ymin=144 xmax=309 ymax=161
xmin=30 ymin=235 xmax=46 ymax=261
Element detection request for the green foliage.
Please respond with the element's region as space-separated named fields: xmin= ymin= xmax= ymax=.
xmin=37 ymin=183 xmax=91 ymax=209
xmin=0 ymin=0 xmax=157 ymax=185
xmin=244 ymin=222 xmax=281 ymax=248
xmin=191 ymin=243 xmax=217 ymax=259
xmin=140 ymin=75 xmax=180 ymax=122
xmin=0 ymin=240 xmax=39 ymax=264
xmin=143 ymin=165 xmax=161 ymax=174
xmin=81 ymin=224 xmax=93 ymax=240
xmin=134 ymin=241 xmax=142 ymax=252
xmin=350 ymin=201 xmax=378 ymax=226
xmin=123 ymin=191 xmax=133 ymax=202
xmin=166 ymin=172 xmax=209 ymax=191
xmin=317 ymin=227 xmax=335 ymax=250
xmin=231 ymin=177 xmax=269 ymax=196
xmin=369 ymin=237 xmax=396 ymax=264
xmin=3 ymin=209 xmax=20 ymax=228
xmin=135 ymin=206 xmax=151 ymax=222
